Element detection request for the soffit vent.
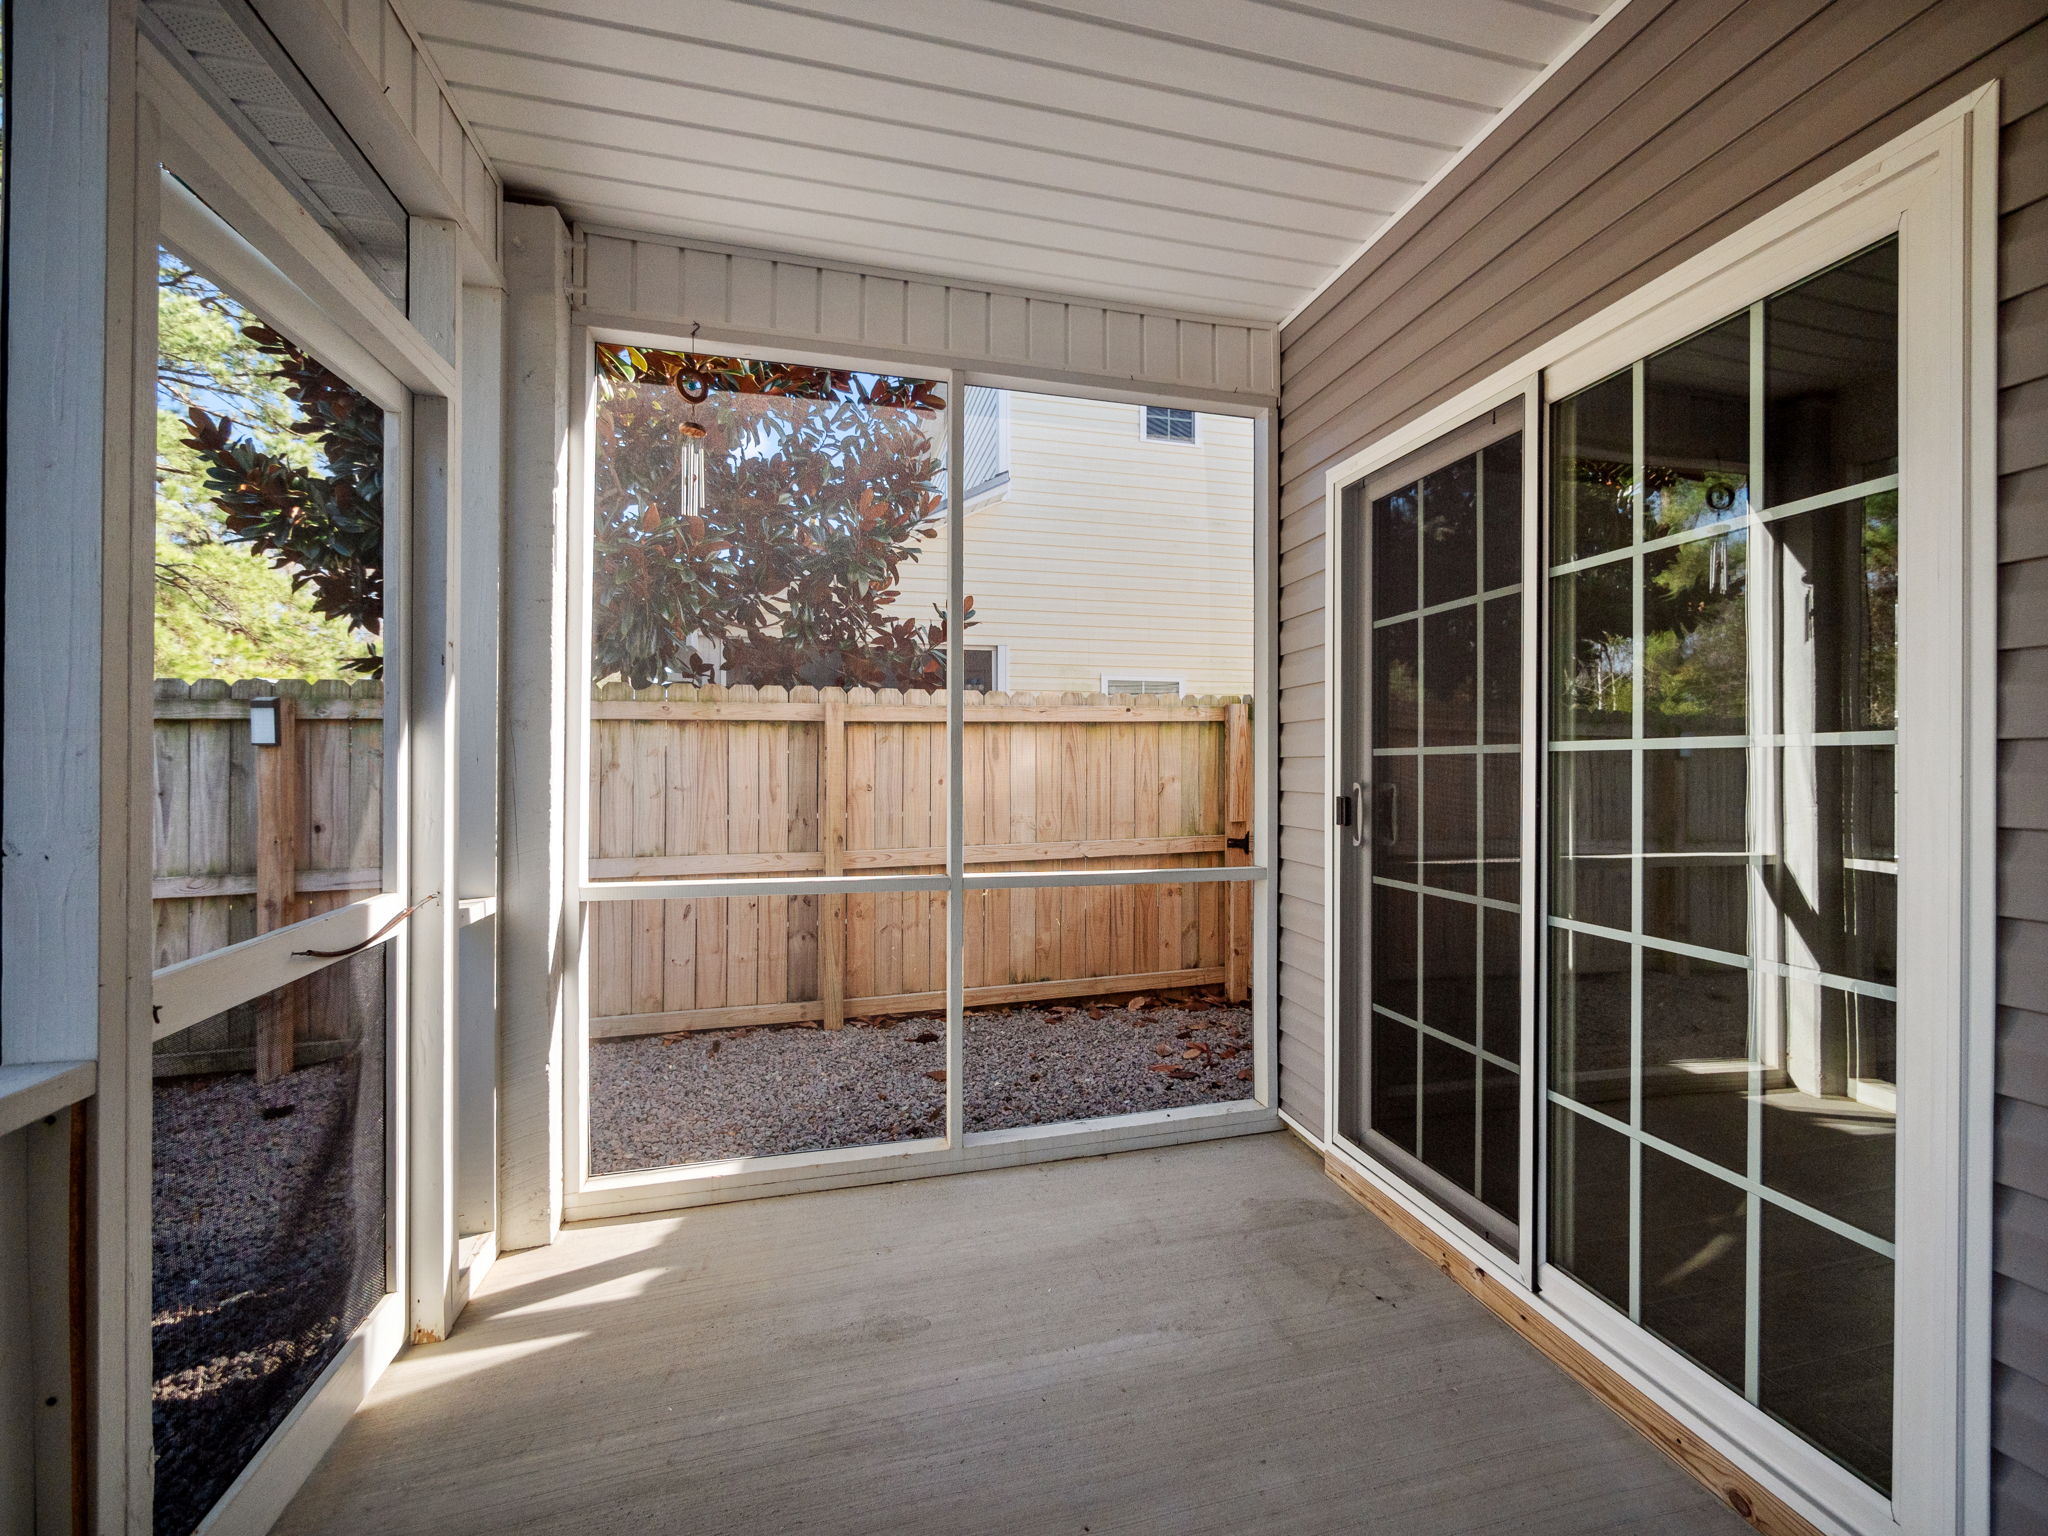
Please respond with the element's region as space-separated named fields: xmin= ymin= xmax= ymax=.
xmin=142 ymin=0 xmax=410 ymax=304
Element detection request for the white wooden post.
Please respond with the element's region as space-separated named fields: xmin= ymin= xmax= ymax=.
xmin=2 ymin=0 xmax=155 ymax=1524
xmin=496 ymin=202 xmax=573 ymax=1252
xmin=455 ymin=280 xmax=506 ymax=1242
xmin=406 ymin=216 xmax=463 ymax=1342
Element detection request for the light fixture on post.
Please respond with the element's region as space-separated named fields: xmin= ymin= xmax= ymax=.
xmin=248 ymin=695 xmax=282 ymax=746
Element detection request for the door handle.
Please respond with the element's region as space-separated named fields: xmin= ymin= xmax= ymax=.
xmin=1348 ymin=781 xmax=1366 ymax=849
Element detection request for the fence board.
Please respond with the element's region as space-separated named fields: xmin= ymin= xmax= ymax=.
xmin=587 ymin=686 xmax=1251 ymax=1029
xmin=151 ymin=680 xmax=1255 ymax=1051
xmin=149 ymin=679 xmax=389 ymax=1074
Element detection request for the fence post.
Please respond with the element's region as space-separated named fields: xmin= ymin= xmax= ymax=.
xmin=255 ymin=693 xmax=303 ymax=1081
xmin=1223 ymin=699 xmax=1253 ymax=1004
xmin=819 ymin=693 xmax=847 ymax=1029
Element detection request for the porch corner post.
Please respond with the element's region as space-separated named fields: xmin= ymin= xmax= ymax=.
xmin=496 ymin=202 xmax=573 ymax=1251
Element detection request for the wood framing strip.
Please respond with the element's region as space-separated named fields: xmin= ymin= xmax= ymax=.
xmin=150 ymin=868 xmax=382 ymax=900
xmin=590 ymin=966 xmax=1225 ymax=1038
xmin=819 ymin=694 xmax=848 ymax=1030
xmin=591 ymin=701 xmax=1229 ymax=723
xmin=1321 ymin=1155 xmax=1822 ymax=1536
xmin=155 ymin=698 xmax=384 ymax=721
xmin=587 ymin=834 xmax=1230 ymax=880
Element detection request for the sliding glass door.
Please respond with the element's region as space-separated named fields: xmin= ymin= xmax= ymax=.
xmin=1335 ymin=239 xmax=1904 ymax=1496
xmin=1337 ymin=397 xmax=1534 ymax=1257
xmin=1546 ymin=240 xmax=1900 ymax=1492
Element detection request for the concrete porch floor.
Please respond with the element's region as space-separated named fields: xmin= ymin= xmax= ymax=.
xmin=272 ymin=1133 xmax=1746 ymax=1535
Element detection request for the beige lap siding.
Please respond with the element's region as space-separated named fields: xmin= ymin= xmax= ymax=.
xmin=1271 ymin=2 xmax=2048 ymax=1521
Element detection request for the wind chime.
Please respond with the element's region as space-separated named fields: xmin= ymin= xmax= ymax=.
xmin=675 ymin=323 xmax=709 ymax=522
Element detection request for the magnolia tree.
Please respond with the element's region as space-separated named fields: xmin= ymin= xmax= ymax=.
xmin=156 ymin=257 xmax=386 ymax=679
xmin=591 ymin=344 xmax=967 ymax=691
xmin=181 ymin=327 xmax=386 ymax=675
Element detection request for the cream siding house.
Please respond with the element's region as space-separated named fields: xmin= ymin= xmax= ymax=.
xmin=892 ymin=389 xmax=1254 ymax=696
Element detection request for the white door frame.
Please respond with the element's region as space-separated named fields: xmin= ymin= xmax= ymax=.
xmin=1320 ymin=89 xmax=1998 ymax=1536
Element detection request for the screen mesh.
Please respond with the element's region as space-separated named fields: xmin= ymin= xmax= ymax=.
xmin=151 ymin=946 xmax=388 ymax=1535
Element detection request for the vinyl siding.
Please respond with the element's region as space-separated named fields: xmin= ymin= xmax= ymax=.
xmin=572 ymin=229 xmax=1280 ymax=404
xmin=1272 ymin=2 xmax=2048 ymax=1523
xmin=893 ymin=392 xmax=1255 ymax=697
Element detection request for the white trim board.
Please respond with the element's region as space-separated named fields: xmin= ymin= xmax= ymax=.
xmin=1317 ymin=88 xmax=1999 ymax=1536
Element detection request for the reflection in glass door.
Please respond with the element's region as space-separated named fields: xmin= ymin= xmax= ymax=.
xmin=1545 ymin=240 xmax=1899 ymax=1492
xmin=1340 ymin=414 xmax=1526 ymax=1253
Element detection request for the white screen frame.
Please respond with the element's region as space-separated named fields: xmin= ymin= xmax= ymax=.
xmin=561 ymin=324 xmax=1280 ymax=1219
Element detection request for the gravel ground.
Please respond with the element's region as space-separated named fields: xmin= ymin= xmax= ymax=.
xmin=152 ymin=1058 xmax=383 ymax=1536
xmin=588 ymin=995 xmax=1255 ymax=1173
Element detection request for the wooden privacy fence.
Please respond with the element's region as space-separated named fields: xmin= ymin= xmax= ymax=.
xmin=587 ymin=684 xmax=1254 ymax=1037
xmin=152 ymin=678 xmax=385 ymax=1077
xmin=149 ymin=678 xmax=1257 ymax=1061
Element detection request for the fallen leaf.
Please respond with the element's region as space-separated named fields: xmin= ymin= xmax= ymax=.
xmin=1237 ymin=1069 xmax=1253 ymax=1081
xmin=1125 ymin=995 xmax=1151 ymax=1011
xmin=1146 ymin=1062 xmax=1178 ymax=1073
xmin=1166 ymin=1068 xmax=1197 ymax=1080
xmin=1153 ymin=1044 xmax=1175 ymax=1057
xmin=1216 ymin=1047 xmax=1238 ymax=1060
xmin=1181 ymin=1047 xmax=1203 ymax=1059
xmin=923 ymin=1069 xmax=947 ymax=1083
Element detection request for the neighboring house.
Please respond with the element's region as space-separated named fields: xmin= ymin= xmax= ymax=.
xmin=892 ymin=389 xmax=1254 ymax=697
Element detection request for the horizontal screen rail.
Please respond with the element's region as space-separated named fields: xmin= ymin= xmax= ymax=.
xmin=578 ymin=863 xmax=1268 ymax=903
xmin=151 ymin=890 xmax=411 ymax=1040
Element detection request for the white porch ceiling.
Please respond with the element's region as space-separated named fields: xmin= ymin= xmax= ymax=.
xmin=409 ymin=0 xmax=1609 ymax=324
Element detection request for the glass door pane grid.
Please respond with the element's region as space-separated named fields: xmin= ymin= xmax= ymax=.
xmin=1369 ymin=435 xmax=1522 ymax=1211
xmin=1547 ymin=281 xmax=1900 ymax=1451
xmin=1375 ymin=743 xmax=1521 ymax=756
xmin=1551 ymin=731 xmax=1893 ymax=751
xmin=1373 ymin=876 xmax=1517 ymax=913
xmin=1544 ymin=471 xmax=1896 ymax=581
xmin=1546 ymin=915 xmax=1893 ymax=1003
xmin=1371 ymin=580 xmax=1521 ymax=629
xmin=1545 ymin=1093 xmax=1893 ymax=1260
xmin=1379 ymin=1002 xmax=1520 ymax=1075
